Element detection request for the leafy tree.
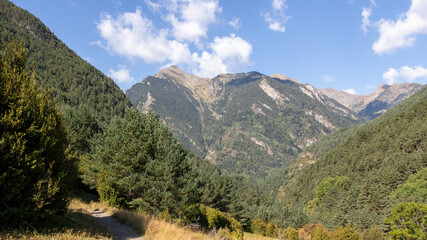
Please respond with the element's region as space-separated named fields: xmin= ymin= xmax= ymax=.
xmin=385 ymin=202 xmax=427 ymax=240
xmin=0 ymin=41 xmax=74 ymax=225
xmin=81 ymin=108 xmax=199 ymax=216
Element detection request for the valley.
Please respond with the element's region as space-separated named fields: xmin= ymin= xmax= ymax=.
xmin=1 ymin=0 xmax=426 ymax=239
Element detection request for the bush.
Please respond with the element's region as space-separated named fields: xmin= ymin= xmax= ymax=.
xmin=198 ymin=205 xmax=243 ymax=240
xmin=284 ymin=227 xmax=299 ymax=240
xmin=0 ymin=41 xmax=74 ymax=225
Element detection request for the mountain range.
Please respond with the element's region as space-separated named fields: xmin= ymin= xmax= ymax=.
xmin=320 ymin=83 xmax=423 ymax=119
xmin=126 ymin=66 xmax=424 ymax=178
xmin=126 ymin=66 xmax=361 ymax=178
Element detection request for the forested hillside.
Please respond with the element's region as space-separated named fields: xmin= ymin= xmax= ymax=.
xmin=281 ymin=85 xmax=427 ymax=230
xmin=127 ymin=66 xmax=359 ymax=179
xmin=0 ymin=0 xmax=131 ymax=121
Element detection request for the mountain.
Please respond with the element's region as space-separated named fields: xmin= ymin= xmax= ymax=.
xmin=0 ymin=0 xmax=131 ymax=121
xmin=320 ymin=83 xmax=423 ymax=119
xmin=126 ymin=66 xmax=359 ymax=178
xmin=281 ymin=85 xmax=427 ymax=229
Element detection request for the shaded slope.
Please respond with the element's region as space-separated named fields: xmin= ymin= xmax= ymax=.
xmin=0 ymin=0 xmax=131 ymax=121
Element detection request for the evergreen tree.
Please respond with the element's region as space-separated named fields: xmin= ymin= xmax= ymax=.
xmin=0 ymin=41 xmax=74 ymax=225
xmin=81 ymin=108 xmax=199 ymax=216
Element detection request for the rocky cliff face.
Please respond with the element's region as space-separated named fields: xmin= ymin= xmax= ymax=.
xmin=320 ymin=83 xmax=424 ymax=119
xmin=126 ymin=66 xmax=359 ymax=178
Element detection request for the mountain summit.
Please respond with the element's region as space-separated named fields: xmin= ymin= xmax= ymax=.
xmin=126 ymin=67 xmax=359 ymax=178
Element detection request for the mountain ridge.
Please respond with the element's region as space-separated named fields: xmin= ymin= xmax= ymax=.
xmin=126 ymin=66 xmax=359 ymax=178
xmin=320 ymin=82 xmax=424 ymax=119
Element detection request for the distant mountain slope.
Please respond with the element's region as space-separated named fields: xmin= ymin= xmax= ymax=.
xmin=0 ymin=0 xmax=131 ymax=121
xmin=281 ymin=85 xmax=427 ymax=229
xmin=320 ymin=83 xmax=423 ymax=119
xmin=126 ymin=66 xmax=359 ymax=178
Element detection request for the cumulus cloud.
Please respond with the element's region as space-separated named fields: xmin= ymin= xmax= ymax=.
xmin=263 ymin=0 xmax=290 ymax=32
xmin=382 ymin=68 xmax=399 ymax=85
xmin=192 ymin=34 xmax=252 ymax=77
xmin=382 ymin=65 xmax=427 ymax=84
xmin=343 ymin=88 xmax=357 ymax=95
xmin=372 ymin=0 xmax=427 ymax=54
xmin=96 ymin=4 xmax=252 ymax=78
xmin=228 ymin=17 xmax=241 ymax=29
xmin=109 ymin=66 xmax=135 ymax=83
xmin=400 ymin=65 xmax=427 ymax=81
xmin=168 ymin=0 xmax=221 ymax=43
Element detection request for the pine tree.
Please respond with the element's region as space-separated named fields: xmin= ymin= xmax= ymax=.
xmin=0 ymin=41 xmax=74 ymax=225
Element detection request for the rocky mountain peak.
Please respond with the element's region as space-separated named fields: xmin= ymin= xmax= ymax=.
xmin=271 ymin=73 xmax=302 ymax=84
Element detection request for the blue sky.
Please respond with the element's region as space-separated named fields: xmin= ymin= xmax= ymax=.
xmin=11 ymin=0 xmax=427 ymax=94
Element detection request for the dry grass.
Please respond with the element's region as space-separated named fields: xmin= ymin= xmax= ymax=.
xmin=243 ymin=232 xmax=278 ymax=240
xmin=111 ymin=209 xmax=151 ymax=234
xmin=144 ymin=219 xmax=220 ymax=240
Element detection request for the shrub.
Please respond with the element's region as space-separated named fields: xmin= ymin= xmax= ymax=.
xmin=198 ymin=205 xmax=243 ymax=240
xmin=284 ymin=227 xmax=299 ymax=240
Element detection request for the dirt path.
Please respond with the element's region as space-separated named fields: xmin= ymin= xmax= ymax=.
xmin=89 ymin=210 xmax=144 ymax=240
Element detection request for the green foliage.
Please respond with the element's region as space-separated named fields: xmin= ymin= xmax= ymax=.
xmin=331 ymin=225 xmax=360 ymax=240
xmin=389 ymin=168 xmax=427 ymax=203
xmin=81 ymin=108 xmax=199 ymax=217
xmin=283 ymin=85 xmax=427 ymax=229
xmin=360 ymin=226 xmax=384 ymax=240
xmin=315 ymin=176 xmax=350 ymax=200
xmin=198 ymin=205 xmax=244 ymax=240
xmin=0 ymin=41 xmax=74 ymax=225
xmin=385 ymin=202 xmax=427 ymax=240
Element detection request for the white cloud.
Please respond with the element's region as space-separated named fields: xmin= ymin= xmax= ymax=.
xmin=192 ymin=34 xmax=252 ymax=77
xmin=323 ymin=74 xmax=333 ymax=82
xmin=372 ymin=0 xmax=427 ymax=54
xmin=383 ymin=68 xmax=399 ymax=84
xmin=361 ymin=7 xmax=372 ymax=34
xmin=343 ymin=88 xmax=357 ymax=95
xmin=228 ymin=17 xmax=241 ymax=29
xmin=96 ymin=6 xmax=252 ymax=78
xmin=109 ymin=66 xmax=135 ymax=83
xmin=400 ymin=65 xmax=427 ymax=81
xmin=168 ymin=0 xmax=221 ymax=43
xmin=272 ymin=0 xmax=285 ymax=11
xmin=97 ymin=9 xmax=172 ymax=62
xmin=382 ymin=65 xmax=427 ymax=84
xmin=263 ymin=0 xmax=290 ymax=32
